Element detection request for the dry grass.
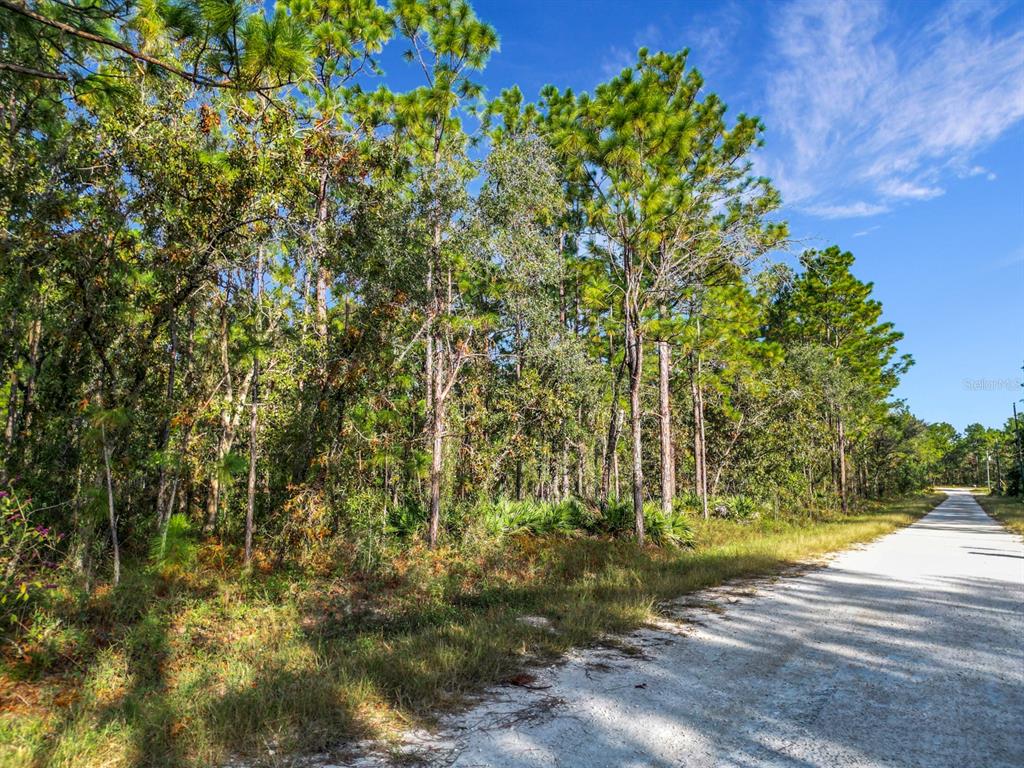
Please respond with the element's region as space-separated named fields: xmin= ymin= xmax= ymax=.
xmin=974 ymin=492 xmax=1024 ymax=536
xmin=0 ymin=493 xmax=942 ymax=768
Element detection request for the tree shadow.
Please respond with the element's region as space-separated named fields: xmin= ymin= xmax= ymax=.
xmin=27 ymin=574 xmax=186 ymax=768
xmin=419 ymin=494 xmax=1024 ymax=768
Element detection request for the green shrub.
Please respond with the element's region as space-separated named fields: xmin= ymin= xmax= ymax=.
xmin=730 ymin=495 xmax=763 ymax=522
xmin=469 ymin=497 xmax=600 ymax=538
xmin=673 ymin=491 xmax=703 ymax=515
xmin=598 ymin=498 xmax=634 ymax=535
xmin=344 ymin=490 xmax=390 ymax=570
xmin=643 ymin=502 xmax=696 ymax=548
xmin=151 ymin=513 xmax=198 ymax=578
xmin=1 ymin=487 xmax=61 ymax=636
xmin=386 ymin=501 xmax=427 ymax=538
xmin=710 ymin=494 xmax=765 ymax=523
xmin=596 ymin=500 xmax=694 ymax=548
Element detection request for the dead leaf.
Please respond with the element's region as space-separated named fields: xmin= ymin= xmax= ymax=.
xmin=504 ymin=673 xmax=551 ymax=690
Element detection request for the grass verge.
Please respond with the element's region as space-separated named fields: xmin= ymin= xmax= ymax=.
xmin=974 ymin=492 xmax=1024 ymax=536
xmin=1 ymin=493 xmax=941 ymax=768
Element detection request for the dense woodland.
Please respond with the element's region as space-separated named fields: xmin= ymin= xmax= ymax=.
xmin=2 ymin=0 xmax=1022 ymax=595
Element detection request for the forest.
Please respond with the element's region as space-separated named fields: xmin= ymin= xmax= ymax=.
xmin=1 ymin=0 xmax=1022 ymax=766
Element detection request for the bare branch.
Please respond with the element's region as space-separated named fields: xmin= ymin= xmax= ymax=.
xmin=0 ymin=60 xmax=70 ymax=80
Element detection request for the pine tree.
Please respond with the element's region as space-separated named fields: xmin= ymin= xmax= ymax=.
xmin=769 ymin=247 xmax=909 ymax=512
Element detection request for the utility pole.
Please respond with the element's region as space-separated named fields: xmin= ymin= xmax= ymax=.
xmin=985 ymin=452 xmax=991 ymax=489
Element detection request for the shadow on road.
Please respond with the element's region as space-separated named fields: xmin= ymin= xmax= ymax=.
xmin=438 ymin=492 xmax=1024 ymax=768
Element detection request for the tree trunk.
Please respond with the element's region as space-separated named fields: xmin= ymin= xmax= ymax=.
xmin=101 ymin=425 xmax=119 ymax=586
xmin=205 ymin=301 xmax=254 ymax=533
xmin=20 ymin=318 xmax=41 ymax=436
xmin=245 ymin=253 xmax=263 ymax=566
xmin=300 ymin=258 xmax=311 ymax=338
xmin=313 ymin=168 xmax=330 ymax=341
xmin=560 ymin=443 xmax=569 ymax=500
xmin=426 ymin=187 xmax=447 ymax=546
xmin=4 ymin=370 xmax=16 ymax=448
xmin=657 ymin=339 xmax=674 ymax=515
xmin=601 ymin=353 xmax=625 ymax=501
xmin=558 ymin=232 xmax=567 ymax=328
xmin=513 ymin=318 xmax=523 ymax=500
xmin=72 ymin=460 xmax=93 ymax=590
xmin=245 ymin=366 xmax=258 ymax=565
xmin=613 ymin=412 xmax=621 ymax=500
xmin=427 ymin=385 xmax=447 ymax=546
xmin=626 ymin=306 xmax=645 ymax=545
xmin=206 ymin=445 xmax=225 ymax=531
xmin=557 ymin=230 xmax=568 ymax=503
xmin=837 ymin=416 xmax=848 ymax=514
xmin=155 ymin=312 xmax=177 ymax=527
xmin=576 ymin=445 xmax=585 ymax=498
xmin=425 ymin=320 xmax=434 ymax=416
xmin=691 ymin=351 xmax=708 ymax=519
xmin=576 ymin=401 xmax=585 ymax=497
xmin=426 ymin=322 xmax=445 ymax=547
xmin=697 ymin=375 xmax=707 ymax=509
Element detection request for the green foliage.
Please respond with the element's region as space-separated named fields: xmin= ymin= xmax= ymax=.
xmin=602 ymin=500 xmax=694 ymax=548
xmin=0 ymin=488 xmax=61 ymax=635
xmin=915 ymin=417 xmax=1023 ymax=495
xmin=710 ymin=495 xmax=764 ymax=523
xmin=386 ymin=500 xmax=428 ymax=538
xmin=471 ymin=498 xmax=599 ymax=538
xmin=642 ymin=503 xmax=696 ymax=548
xmin=151 ymin=514 xmax=198 ymax=577
xmin=343 ymin=489 xmax=391 ymax=570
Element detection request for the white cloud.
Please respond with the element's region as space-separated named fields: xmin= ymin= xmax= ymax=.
xmin=765 ymin=0 xmax=1024 ymax=218
xmin=854 ymin=225 xmax=880 ymax=237
xmin=987 ymin=247 xmax=1024 ymax=271
xmin=676 ymin=0 xmax=745 ymax=77
xmin=878 ymin=179 xmax=945 ymax=200
xmin=803 ymin=201 xmax=889 ymax=219
xmin=950 ymin=163 xmax=998 ymax=181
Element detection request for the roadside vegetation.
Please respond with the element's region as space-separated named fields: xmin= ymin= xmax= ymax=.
xmin=1 ymin=493 xmax=941 ymax=768
xmin=975 ymin=492 xmax=1024 ymax=537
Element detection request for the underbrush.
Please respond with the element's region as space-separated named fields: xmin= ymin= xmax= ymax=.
xmin=0 ymin=492 xmax=942 ymax=768
xmin=461 ymin=497 xmax=696 ymax=548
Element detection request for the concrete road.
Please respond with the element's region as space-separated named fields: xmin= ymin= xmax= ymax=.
xmin=391 ymin=491 xmax=1024 ymax=767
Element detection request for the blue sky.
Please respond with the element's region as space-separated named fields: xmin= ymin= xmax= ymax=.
xmin=447 ymin=0 xmax=1023 ymax=432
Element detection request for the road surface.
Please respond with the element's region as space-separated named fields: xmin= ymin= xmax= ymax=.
xmin=366 ymin=491 xmax=1024 ymax=767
